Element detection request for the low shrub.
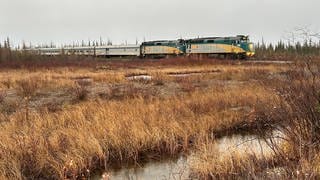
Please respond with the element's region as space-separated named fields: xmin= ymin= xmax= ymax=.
xmin=72 ymin=84 xmax=89 ymax=101
xmin=16 ymin=78 xmax=39 ymax=98
xmin=0 ymin=90 xmax=5 ymax=103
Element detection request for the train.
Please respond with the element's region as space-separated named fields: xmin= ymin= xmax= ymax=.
xmin=28 ymin=35 xmax=255 ymax=59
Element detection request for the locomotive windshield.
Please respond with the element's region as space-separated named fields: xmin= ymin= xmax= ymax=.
xmin=240 ymin=36 xmax=249 ymax=43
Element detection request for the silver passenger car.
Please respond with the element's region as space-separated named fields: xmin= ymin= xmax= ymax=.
xmin=103 ymin=45 xmax=140 ymax=56
xmin=36 ymin=45 xmax=141 ymax=57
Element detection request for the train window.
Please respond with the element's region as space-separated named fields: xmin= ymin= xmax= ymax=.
xmin=207 ymin=40 xmax=215 ymax=43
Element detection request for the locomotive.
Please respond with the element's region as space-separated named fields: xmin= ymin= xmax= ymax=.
xmin=31 ymin=35 xmax=255 ymax=59
xmin=185 ymin=35 xmax=255 ymax=59
xmin=140 ymin=39 xmax=186 ymax=58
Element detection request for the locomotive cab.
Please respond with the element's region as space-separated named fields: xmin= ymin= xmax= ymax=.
xmin=237 ymin=35 xmax=255 ymax=57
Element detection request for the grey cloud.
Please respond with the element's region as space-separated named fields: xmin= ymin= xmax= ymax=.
xmin=0 ymin=0 xmax=319 ymax=46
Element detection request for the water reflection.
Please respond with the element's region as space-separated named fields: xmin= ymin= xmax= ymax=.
xmin=92 ymin=156 xmax=189 ymax=180
xmin=126 ymin=75 xmax=152 ymax=81
xmin=216 ymin=134 xmax=274 ymax=157
xmin=93 ymin=133 xmax=279 ymax=180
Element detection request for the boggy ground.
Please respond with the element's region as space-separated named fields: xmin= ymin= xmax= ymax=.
xmin=189 ymin=59 xmax=320 ymax=179
xmin=0 ymin=58 xmax=291 ymax=179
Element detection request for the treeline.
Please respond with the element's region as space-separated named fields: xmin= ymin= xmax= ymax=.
xmin=0 ymin=38 xmax=101 ymax=69
xmin=0 ymin=38 xmax=38 ymax=62
xmin=0 ymin=38 xmax=14 ymax=62
xmin=2 ymin=37 xmax=320 ymax=62
xmin=255 ymin=40 xmax=320 ymax=60
xmin=38 ymin=38 xmax=114 ymax=48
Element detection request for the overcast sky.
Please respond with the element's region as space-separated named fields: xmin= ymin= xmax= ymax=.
xmin=1 ymin=0 xmax=319 ymax=47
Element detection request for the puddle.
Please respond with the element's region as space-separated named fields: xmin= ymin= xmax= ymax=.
xmin=126 ymin=70 xmax=220 ymax=80
xmin=91 ymin=156 xmax=190 ymax=180
xmin=168 ymin=70 xmax=220 ymax=77
xmin=92 ymin=133 xmax=280 ymax=180
xmin=169 ymin=74 xmax=190 ymax=77
xmin=215 ymin=134 xmax=275 ymax=157
xmin=127 ymin=75 xmax=152 ymax=81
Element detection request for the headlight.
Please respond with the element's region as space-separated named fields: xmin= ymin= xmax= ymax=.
xmin=249 ymin=44 xmax=254 ymax=51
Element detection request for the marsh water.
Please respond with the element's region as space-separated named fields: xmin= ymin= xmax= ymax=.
xmin=126 ymin=75 xmax=152 ymax=81
xmin=92 ymin=156 xmax=189 ymax=180
xmin=92 ymin=133 xmax=276 ymax=180
xmin=126 ymin=71 xmax=219 ymax=80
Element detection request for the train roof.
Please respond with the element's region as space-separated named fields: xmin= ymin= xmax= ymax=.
xmin=34 ymin=45 xmax=140 ymax=51
xmin=64 ymin=45 xmax=140 ymax=49
xmin=142 ymin=39 xmax=185 ymax=45
xmin=186 ymin=35 xmax=249 ymax=42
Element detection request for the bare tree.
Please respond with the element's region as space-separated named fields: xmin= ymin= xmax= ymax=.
xmin=99 ymin=36 xmax=103 ymax=46
xmin=6 ymin=37 xmax=10 ymax=49
xmin=107 ymin=38 xmax=112 ymax=45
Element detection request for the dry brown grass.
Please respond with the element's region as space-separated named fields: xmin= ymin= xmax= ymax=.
xmin=190 ymin=142 xmax=275 ymax=179
xmin=189 ymin=59 xmax=320 ymax=179
xmin=0 ymin=68 xmax=127 ymax=91
xmin=0 ymin=85 xmax=278 ymax=179
xmin=0 ymin=90 xmax=5 ymax=103
xmin=0 ymin=60 xmax=289 ymax=179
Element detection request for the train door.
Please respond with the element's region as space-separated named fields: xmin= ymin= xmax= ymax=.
xmin=106 ymin=48 xmax=109 ymax=56
xmin=231 ymin=40 xmax=236 ymax=54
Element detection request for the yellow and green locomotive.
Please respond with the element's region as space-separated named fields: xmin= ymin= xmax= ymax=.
xmin=185 ymin=35 xmax=255 ymax=59
xmin=141 ymin=35 xmax=254 ymax=59
xmin=141 ymin=39 xmax=186 ymax=58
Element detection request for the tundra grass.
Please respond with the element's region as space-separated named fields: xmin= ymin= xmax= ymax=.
xmin=0 ymin=61 xmax=286 ymax=179
xmin=0 ymin=84 xmax=279 ymax=179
